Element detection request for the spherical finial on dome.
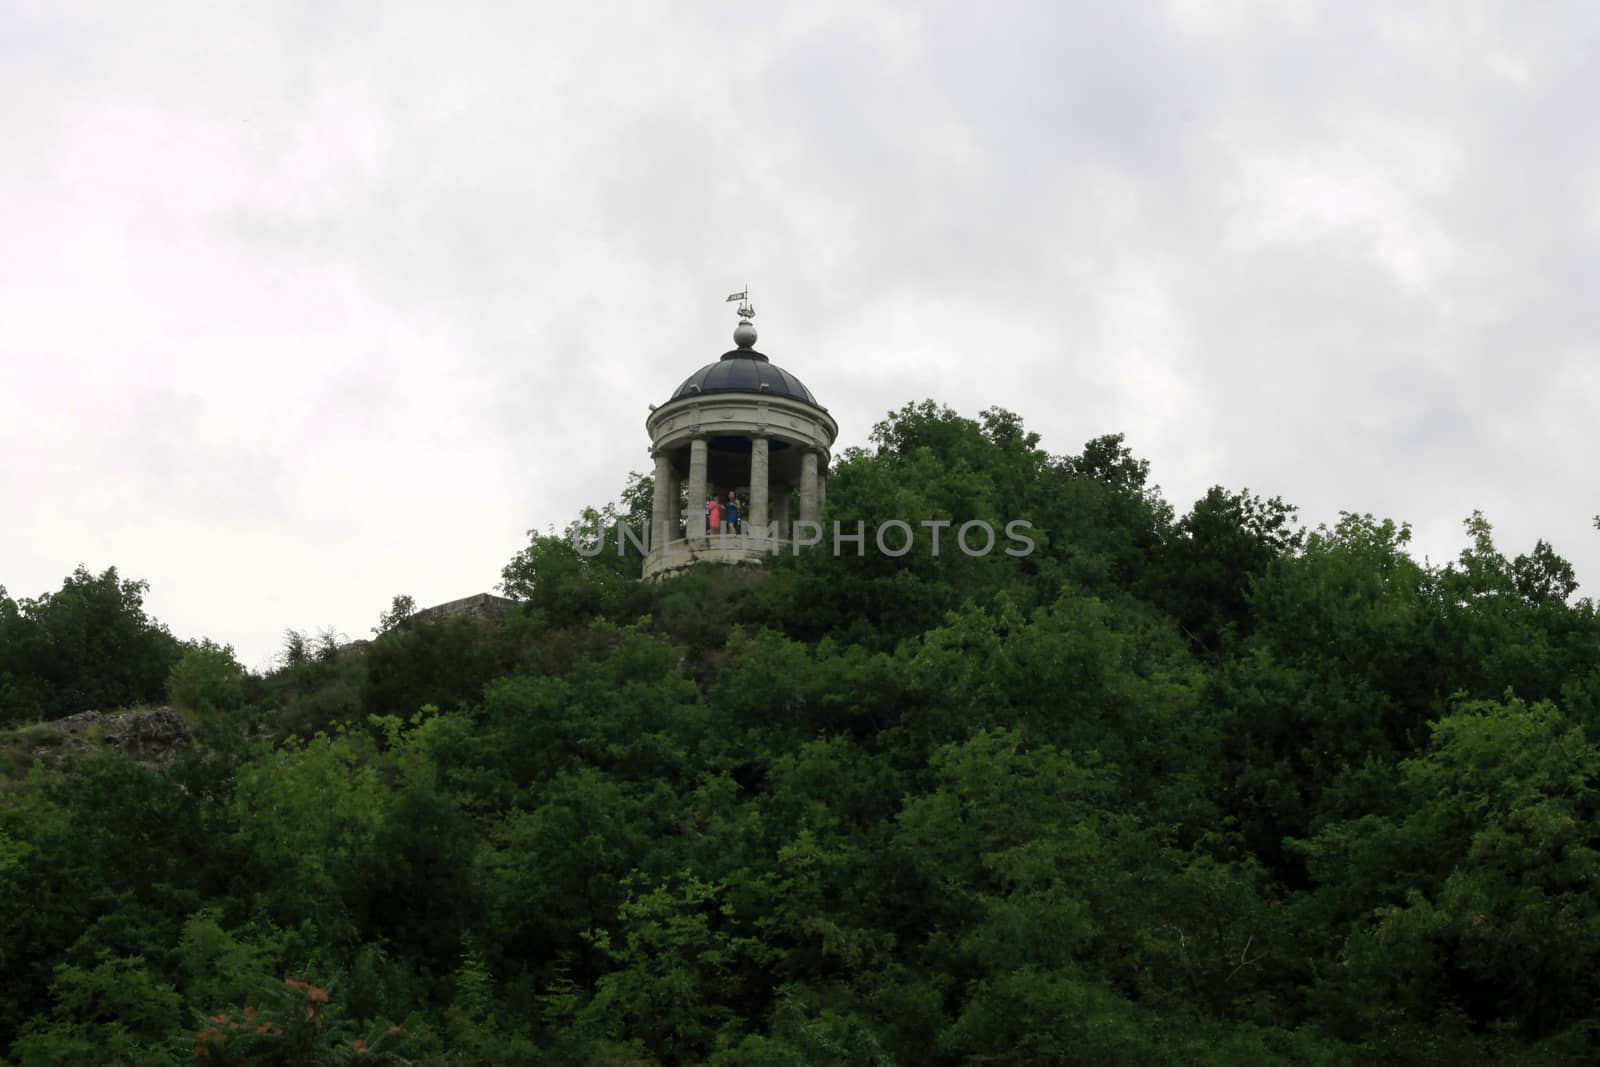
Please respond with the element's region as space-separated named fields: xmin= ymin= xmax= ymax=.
xmin=727 ymin=285 xmax=757 ymax=348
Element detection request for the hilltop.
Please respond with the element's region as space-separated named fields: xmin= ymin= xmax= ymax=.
xmin=2 ymin=401 xmax=1598 ymax=1064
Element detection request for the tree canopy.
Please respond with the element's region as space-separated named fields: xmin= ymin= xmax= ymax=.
xmin=2 ymin=401 xmax=1598 ymax=1064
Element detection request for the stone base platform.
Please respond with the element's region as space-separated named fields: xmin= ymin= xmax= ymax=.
xmin=642 ymin=534 xmax=796 ymax=580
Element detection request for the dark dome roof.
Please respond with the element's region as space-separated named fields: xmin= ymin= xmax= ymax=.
xmin=669 ymin=349 xmax=819 ymax=406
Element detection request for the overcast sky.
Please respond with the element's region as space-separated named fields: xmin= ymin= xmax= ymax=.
xmin=3 ymin=1 xmax=1597 ymax=670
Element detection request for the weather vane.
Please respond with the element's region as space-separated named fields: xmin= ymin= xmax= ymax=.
xmin=725 ymin=286 xmax=754 ymax=322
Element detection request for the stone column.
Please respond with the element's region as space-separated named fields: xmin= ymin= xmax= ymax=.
xmin=818 ymin=466 xmax=827 ymax=515
xmin=651 ymin=451 xmax=673 ymax=551
xmin=750 ymin=436 xmax=769 ymax=536
xmin=686 ymin=437 xmax=708 ymax=541
xmin=799 ymin=449 xmax=820 ymax=526
xmin=665 ymin=466 xmax=681 ymax=543
xmin=772 ymin=485 xmax=790 ymax=540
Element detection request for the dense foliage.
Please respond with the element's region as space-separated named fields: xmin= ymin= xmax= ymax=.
xmin=3 ymin=400 xmax=1599 ymax=1064
xmin=0 ymin=567 xmax=184 ymax=727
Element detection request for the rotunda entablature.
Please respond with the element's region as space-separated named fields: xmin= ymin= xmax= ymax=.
xmin=646 ymin=392 xmax=838 ymax=460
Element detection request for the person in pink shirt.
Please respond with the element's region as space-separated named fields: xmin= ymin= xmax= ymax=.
xmin=707 ymin=495 xmax=723 ymax=534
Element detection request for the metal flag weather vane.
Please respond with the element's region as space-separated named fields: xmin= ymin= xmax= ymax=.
xmin=726 ymin=287 xmax=754 ymax=321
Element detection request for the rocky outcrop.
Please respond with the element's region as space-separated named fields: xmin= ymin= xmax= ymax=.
xmin=48 ymin=707 xmax=193 ymax=768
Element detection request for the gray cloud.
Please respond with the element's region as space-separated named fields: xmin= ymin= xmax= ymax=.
xmin=2 ymin=0 xmax=1597 ymax=667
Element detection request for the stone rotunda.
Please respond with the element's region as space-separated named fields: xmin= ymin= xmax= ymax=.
xmin=642 ymin=296 xmax=838 ymax=579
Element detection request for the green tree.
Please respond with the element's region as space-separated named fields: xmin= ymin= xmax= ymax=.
xmin=373 ymin=594 xmax=417 ymax=635
xmin=0 ymin=566 xmax=183 ymax=725
xmin=166 ymin=639 xmax=248 ymax=717
xmin=1153 ymin=486 xmax=1303 ymax=653
xmin=579 ymin=872 xmax=778 ymax=1061
xmin=501 ymin=509 xmax=648 ymax=628
xmin=1298 ymin=697 xmax=1600 ymax=1043
xmin=9 ymin=956 xmax=183 ymax=1066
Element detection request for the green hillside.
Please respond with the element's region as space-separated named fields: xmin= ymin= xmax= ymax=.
xmin=3 ymin=401 xmax=1598 ymax=1064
